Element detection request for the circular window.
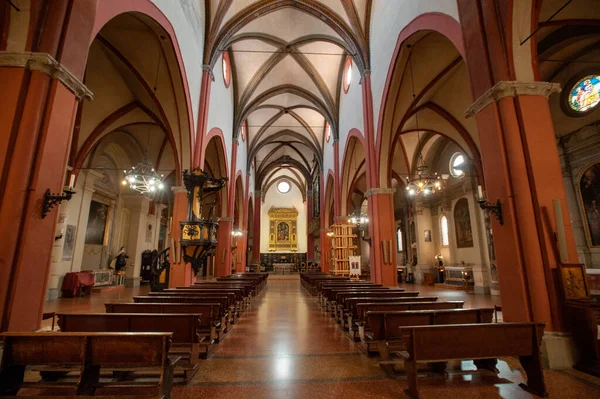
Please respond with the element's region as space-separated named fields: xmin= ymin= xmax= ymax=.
xmin=222 ymin=51 xmax=231 ymax=88
xmin=450 ymin=153 xmax=465 ymax=178
xmin=325 ymin=122 xmax=331 ymax=143
xmin=343 ymin=56 xmax=352 ymax=93
xmin=562 ymin=72 xmax=600 ymax=117
xmin=277 ymin=180 xmax=291 ymax=194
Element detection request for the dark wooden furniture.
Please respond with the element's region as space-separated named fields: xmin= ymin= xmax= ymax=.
xmin=364 ymin=308 xmax=494 ymax=357
xmin=351 ymin=301 xmax=464 ymax=339
xmin=0 ymin=332 xmax=176 ymax=398
xmin=565 ymin=300 xmax=600 ymax=376
xmin=399 ymin=322 xmax=547 ymax=399
xmin=133 ymin=296 xmax=231 ymax=333
xmin=57 ymin=313 xmax=203 ymax=380
xmin=104 ymin=303 xmax=221 ymax=352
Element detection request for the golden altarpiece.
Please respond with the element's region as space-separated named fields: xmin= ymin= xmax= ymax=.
xmin=268 ymin=207 xmax=298 ymax=251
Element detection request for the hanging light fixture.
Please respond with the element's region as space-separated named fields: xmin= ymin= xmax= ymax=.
xmin=122 ymin=161 xmax=164 ymax=194
xmin=404 ymin=45 xmax=445 ymax=197
xmin=348 ymin=212 xmax=369 ymax=227
xmin=122 ymin=43 xmax=165 ymax=195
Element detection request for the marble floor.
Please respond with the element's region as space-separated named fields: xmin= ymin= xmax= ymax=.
xmin=43 ymin=277 xmax=600 ymax=398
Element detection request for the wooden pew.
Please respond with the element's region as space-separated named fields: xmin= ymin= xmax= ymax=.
xmin=57 ymin=313 xmax=203 ymax=381
xmin=318 ymin=284 xmax=383 ymax=307
xmin=0 ymin=332 xmax=176 ymax=398
xmin=135 ymin=296 xmax=231 ymax=333
xmin=335 ymin=291 xmax=421 ymax=322
xmin=363 ymin=308 xmax=494 ymax=357
xmin=161 ymin=289 xmax=246 ymax=314
xmin=104 ymin=303 xmax=221 ymax=355
xmin=352 ymin=301 xmax=464 ymax=340
xmin=399 ymin=323 xmax=547 ymax=399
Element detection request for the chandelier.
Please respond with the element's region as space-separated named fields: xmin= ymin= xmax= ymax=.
xmin=122 ymin=161 xmax=164 ymax=194
xmin=348 ymin=212 xmax=368 ymax=226
xmin=405 ymin=161 xmax=442 ymax=196
xmin=404 ymin=45 xmax=444 ymax=197
xmin=121 ymin=46 xmax=165 ymax=195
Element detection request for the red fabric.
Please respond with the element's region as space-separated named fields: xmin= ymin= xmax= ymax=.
xmin=61 ymin=272 xmax=95 ymax=297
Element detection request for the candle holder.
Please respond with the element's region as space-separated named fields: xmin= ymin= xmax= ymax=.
xmin=477 ymin=198 xmax=503 ymax=226
xmin=42 ymin=188 xmax=76 ymax=219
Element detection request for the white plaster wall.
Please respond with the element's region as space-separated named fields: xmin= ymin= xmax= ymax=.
xmin=150 ymin=0 xmax=205 ymax=130
xmin=337 ymin=64 xmax=365 ymax=167
xmin=322 ymin=137 xmax=334 ymax=183
xmin=236 ymin=137 xmax=249 ymax=189
xmin=260 ymin=184 xmax=308 ymax=253
xmin=369 ymin=0 xmax=459 ymax=140
xmin=206 ymin=54 xmax=235 ymax=167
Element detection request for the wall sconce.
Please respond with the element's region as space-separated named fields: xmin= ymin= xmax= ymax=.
xmin=42 ymin=187 xmax=76 ymax=219
xmin=476 ymin=185 xmax=503 ymax=226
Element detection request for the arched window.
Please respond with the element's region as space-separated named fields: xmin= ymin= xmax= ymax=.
xmin=343 ymin=56 xmax=352 ymax=93
xmin=397 ymin=228 xmax=403 ymax=252
xmin=222 ymin=51 xmax=231 ymax=88
xmin=325 ymin=122 xmax=331 ymax=143
xmin=440 ymin=216 xmax=449 ymax=246
xmin=450 ymin=153 xmax=465 ymax=177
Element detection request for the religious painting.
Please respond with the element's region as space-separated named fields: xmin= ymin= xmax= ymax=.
xmin=453 ymin=198 xmax=474 ymax=248
xmin=62 ymin=225 xmax=76 ymax=260
xmin=277 ymin=222 xmax=290 ymax=242
xmin=580 ymin=162 xmax=600 ymax=247
xmin=558 ymin=263 xmax=590 ymax=300
xmin=568 ymin=75 xmax=600 ymax=113
xmin=146 ymin=223 xmax=153 ymax=243
xmin=85 ymin=200 xmax=108 ymax=245
xmin=268 ymin=207 xmax=298 ymax=251
xmin=424 ymin=230 xmax=431 ymax=242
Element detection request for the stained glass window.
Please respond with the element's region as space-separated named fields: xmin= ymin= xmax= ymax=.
xmin=569 ymin=75 xmax=600 ymax=113
xmin=440 ymin=216 xmax=449 ymax=246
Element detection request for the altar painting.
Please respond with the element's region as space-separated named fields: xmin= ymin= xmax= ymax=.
xmin=268 ymin=207 xmax=298 ymax=251
xmin=453 ymin=198 xmax=474 ymax=248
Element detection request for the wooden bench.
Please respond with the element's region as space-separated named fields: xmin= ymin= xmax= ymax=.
xmin=163 ymin=289 xmax=246 ymax=313
xmin=57 ymin=313 xmax=203 ymax=381
xmin=148 ymin=291 xmax=240 ymax=323
xmin=351 ymin=301 xmax=464 ymax=340
xmin=364 ymin=308 xmax=494 ymax=357
xmin=134 ymin=296 xmax=231 ymax=333
xmin=104 ymin=303 xmax=221 ymax=353
xmin=335 ymin=291 xmax=422 ymax=321
xmin=0 ymin=332 xmax=176 ymax=398
xmin=399 ymin=322 xmax=547 ymax=399
xmin=318 ymin=284 xmax=383 ymax=307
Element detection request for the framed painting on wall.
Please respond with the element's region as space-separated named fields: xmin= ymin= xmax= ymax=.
xmin=454 ymin=198 xmax=474 ymax=248
xmin=85 ymin=200 xmax=108 ymax=245
xmin=424 ymin=230 xmax=431 ymax=242
xmin=579 ymin=162 xmax=600 ymax=247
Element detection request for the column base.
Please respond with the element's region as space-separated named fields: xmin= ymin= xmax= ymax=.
xmin=474 ymin=285 xmax=491 ymax=295
xmin=124 ymin=278 xmax=140 ymax=287
xmin=541 ymin=331 xmax=579 ymax=370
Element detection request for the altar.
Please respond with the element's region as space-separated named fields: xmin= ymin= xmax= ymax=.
xmin=273 ymin=263 xmax=294 ymax=274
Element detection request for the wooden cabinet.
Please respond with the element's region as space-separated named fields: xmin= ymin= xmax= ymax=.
xmin=566 ymin=300 xmax=600 ymax=377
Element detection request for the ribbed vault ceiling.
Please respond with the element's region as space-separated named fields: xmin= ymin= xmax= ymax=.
xmin=205 ymin=0 xmax=370 ymax=191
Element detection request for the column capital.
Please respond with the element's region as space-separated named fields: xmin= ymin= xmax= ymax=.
xmin=219 ymin=216 xmax=234 ymax=222
xmin=465 ymin=81 xmax=561 ymax=118
xmin=334 ymin=215 xmax=349 ymax=223
xmin=171 ymin=185 xmax=187 ymax=194
xmin=254 ymin=190 xmax=262 ymax=198
xmin=306 ymin=190 xmax=314 ymax=197
xmin=365 ymin=187 xmax=396 ymax=198
xmin=0 ymin=52 xmax=93 ymax=101
xmin=202 ymin=64 xmax=215 ymax=81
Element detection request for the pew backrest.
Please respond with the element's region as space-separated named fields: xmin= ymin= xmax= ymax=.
xmin=104 ymin=303 xmax=220 ymax=328
xmin=57 ymin=313 xmax=202 ymax=344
